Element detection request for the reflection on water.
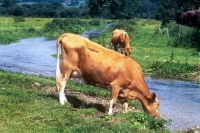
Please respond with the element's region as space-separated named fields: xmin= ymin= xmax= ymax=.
xmin=0 ymin=37 xmax=200 ymax=131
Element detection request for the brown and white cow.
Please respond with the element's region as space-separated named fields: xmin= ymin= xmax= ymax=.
xmin=110 ymin=29 xmax=132 ymax=57
xmin=56 ymin=33 xmax=160 ymax=117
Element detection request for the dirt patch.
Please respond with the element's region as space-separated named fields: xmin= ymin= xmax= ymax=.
xmin=42 ymin=86 xmax=140 ymax=115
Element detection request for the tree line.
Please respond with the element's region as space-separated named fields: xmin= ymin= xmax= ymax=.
xmin=0 ymin=0 xmax=200 ymax=24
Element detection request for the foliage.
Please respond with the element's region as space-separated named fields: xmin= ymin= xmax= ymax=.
xmin=150 ymin=60 xmax=197 ymax=79
xmin=13 ymin=16 xmax=25 ymax=22
xmin=136 ymin=0 xmax=160 ymax=19
xmin=2 ymin=0 xmax=16 ymax=7
xmin=111 ymin=19 xmax=136 ymax=32
xmin=88 ymin=0 xmax=139 ymax=19
xmin=175 ymin=0 xmax=200 ymax=11
xmin=0 ymin=0 xmax=199 ymax=21
xmin=44 ymin=18 xmax=106 ymax=34
xmin=173 ymin=28 xmax=199 ymax=48
xmin=0 ymin=2 xmax=88 ymax=18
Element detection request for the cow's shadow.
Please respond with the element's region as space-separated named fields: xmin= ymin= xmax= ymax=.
xmin=46 ymin=93 xmax=107 ymax=113
xmin=67 ymin=95 xmax=107 ymax=113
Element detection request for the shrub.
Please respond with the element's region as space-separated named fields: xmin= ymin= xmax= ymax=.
xmin=89 ymin=19 xmax=101 ymax=26
xmin=112 ymin=19 xmax=135 ymax=32
xmin=13 ymin=17 xmax=25 ymax=22
xmin=27 ymin=27 xmax=36 ymax=33
xmin=150 ymin=60 xmax=197 ymax=78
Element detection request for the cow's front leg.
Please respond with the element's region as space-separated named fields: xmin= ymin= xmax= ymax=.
xmin=108 ymin=86 xmax=121 ymax=115
xmin=59 ymin=74 xmax=69 ymax=105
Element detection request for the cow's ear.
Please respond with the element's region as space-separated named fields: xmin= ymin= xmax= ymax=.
xmin=151 ymin=92 xmax=156 ymax=101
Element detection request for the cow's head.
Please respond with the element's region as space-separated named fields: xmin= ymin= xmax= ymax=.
xmin=142 ymin=92 xmax=160 ymax=117
xmin=121 ymin=47 xmax=132 ymax=57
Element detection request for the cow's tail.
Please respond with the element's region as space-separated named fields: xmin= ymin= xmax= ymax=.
xmin=56 ymin=35 xmax=63 ymax=78
xmin=56 ymin=33 xmax=68 ymax=78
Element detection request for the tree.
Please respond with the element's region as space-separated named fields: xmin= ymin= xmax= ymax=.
xmin=88 ymin=0 xmax=139 ymax=19
xmin=2 ymin=0 xmax=16 ymax=7
xmin=13 ymin=6 xmax=23 ymax=16
xmin=118 ymin=0 xmax=139 ymax=19
xmin=88 ymin=0 xmax=110 ymax=16
xmin=175 ymin=0 xmax=200 ymax=11
xmin=155 ymin=0 xmax=176 ymax=26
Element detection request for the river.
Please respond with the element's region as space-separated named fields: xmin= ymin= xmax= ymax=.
xmin=0 ymin=33 xmax=200 ymax=131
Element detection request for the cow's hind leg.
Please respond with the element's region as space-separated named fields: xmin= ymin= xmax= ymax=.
xmin=59 ymin=72 xmax=72 ymax=105
xmin=108 ymin=86 xmax=122 ymax=115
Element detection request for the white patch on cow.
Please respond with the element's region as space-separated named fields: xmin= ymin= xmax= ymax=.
xmin=108 ymin=99 xmax=114 ymax=115
xmin=123 ymin=32 xmax=126 ymax=35
xmin=59 ymin=75 xmax=67 ymax=105
xmin=56 ymin=60 xmax=61 ymax=77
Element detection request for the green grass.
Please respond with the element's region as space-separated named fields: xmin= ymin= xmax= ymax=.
xmin=0 ymin=70 xmax=169 ymax=133
xmin=0 ymin=17 xmax=53 ymax=44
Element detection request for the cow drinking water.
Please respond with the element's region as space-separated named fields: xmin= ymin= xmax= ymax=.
xmin=56 ymin=33 xmax=160 ymax=117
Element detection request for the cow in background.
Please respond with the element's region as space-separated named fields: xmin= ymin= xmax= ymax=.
xmin=56 ymin=33 xmax=160 ymax=117
xmin=110 ymin=29 xmax=132 ymax=57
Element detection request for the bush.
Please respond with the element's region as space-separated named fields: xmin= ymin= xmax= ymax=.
xmin=161 ymin=23 xmax=200 ymax=48
xmin=44 ymin=18 xmax=92 ymax=34
xmin=13 ymin=17 xmax=25 ymax=22
xmin=150 ymin=60 xmax=197 ymax=78
xmin=89 ymin=19 xmax=101 ymax=26
xmin=112 ymin=19 xmax=135 ymax=32
xmin=173 ymin=27 xmax=199 ymax=48
xmin=27 ymin=27 xmax=36 ymax=33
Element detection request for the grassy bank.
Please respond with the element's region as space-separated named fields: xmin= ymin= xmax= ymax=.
xmin=0 ymin=70 xmax=169 ymax=133
xmin=0 ymin=17 xmax=107 ymax=44
xmin=0 ymin=17 xmax=53 ymax=44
